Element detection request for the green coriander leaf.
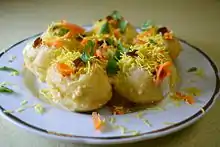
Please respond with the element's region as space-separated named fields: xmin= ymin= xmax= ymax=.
xmin=117 ymin=41 xmax=128 ymax=53
xmin=80 ymin=40 xmax=95 ymax=62
xmin=99 ymin=22 xmax=110 ymax=34
xmin=187 ymin=67 xmax=197 ymax=72
xmin=141 ymin=20 xmax=153 ymax=31
xmin=16 ymin=107 xmax=26 ymax=113
xmin=0 ymin=82 xmax=14 ymax=87
xmin=0 ymin=86 xmax=14 ymax=93
xmin=0 ymin=66 xmax=19 ymax=74
xmin=114 ymin=41 xmax=129 ymax=60
xmin=3 ymin=110 xmax=14 ymax=113
xmin=57 ymin=28 xmax=69 ymax=36
xmin=0 ymin=82 xmax=7 ymax=87
xmin=106 ymin=58 xmax=119 ymax=75
xmin=149 ymin=39 xmax=157 ymax=45
xmin=106 ymin=38 xmax=114 ymax=46
xmin=114 ymin=50 xmax=121 ymax=60
xmin=52 ymin=25 xmax=69 ymax=37
xmin=111 ymin=10 xmax=122 ymax=20
xmin=88 ymin=40 xmax=95 ymax=56
xmin=119 ymin=20 xmax=128 ymax=33
xmin=80 ymin=52 xmax=90 ymax=63
xmin=20 ymin=100 xmax=28 ymax=106
xmin=10 ymin=71 xmax=19 ymax=76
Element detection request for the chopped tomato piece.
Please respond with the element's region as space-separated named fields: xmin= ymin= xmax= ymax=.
xmin=164 ymin=32 xmax=173 ymax=40
xmin=113 ymin=29 xmax=121 ymax=38
xmin=95 ymin=50 xmax=103 ymax=58
xmin=44 ymin=40 xmax=63 ymax=48
xmin=155 ymin=61 xmax=172 ymax=85
xmin=92 ymin=112 xmax=104 ymax=130
xmin=61 ymin=20 xmax=85 ymax=37
xmin=56 ymin=63 xmax=75 ymax=77
xmin=175 ymin=92 xmax=195 ymax=104
xmin=80 ymin=38 xmax=88 ymax=46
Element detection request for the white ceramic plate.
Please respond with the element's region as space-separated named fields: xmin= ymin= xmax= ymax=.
xmin=0 ymin=27 xmax=219 ymax=145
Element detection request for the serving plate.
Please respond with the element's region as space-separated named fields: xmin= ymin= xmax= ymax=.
xmin=0 ymin=26 xmax=219 ymax=144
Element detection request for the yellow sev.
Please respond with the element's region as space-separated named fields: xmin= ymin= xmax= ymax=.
xmin=121 ymin=32 xmax=172 ymax=85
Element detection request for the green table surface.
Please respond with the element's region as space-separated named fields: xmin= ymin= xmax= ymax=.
xmin=0 ymin=0 xmax=220 ymax=146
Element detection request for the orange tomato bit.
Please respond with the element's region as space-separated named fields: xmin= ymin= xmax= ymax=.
xmin=92 ymin=112 xmax=103 ymax=130
xmin=61 ymin=20 xmax=85 ymax=37
xmin=155 ymin=61 xmax=172 ymax=85
xmin=114 ymin=29 xmax=121 ymax=38
xmin=56 ymin=63 xmax=75 ymax=77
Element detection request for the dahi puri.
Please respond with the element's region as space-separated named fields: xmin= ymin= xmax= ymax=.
xmin=114 ymin=29 xmax=180 ymax=104
xmin=23 ymin=21 xmax=85 ymax=81
xmin=92 ymin=11 xmax=138 ymax=44
xmin=45 ymin=51 xmax=112 ymax=112
xmin=22 ymin=10 xmax=182 ymax=112
xmin=135 ymin=25 xmax=182 ymax=60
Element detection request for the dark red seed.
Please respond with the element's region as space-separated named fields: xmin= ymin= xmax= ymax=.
xmin=33 ymin=37 xmax=42 ymax=48
xmin=157 ymin=27 xmax=169 ymax=35
xmin=97 ymin=40 xmax=104 ymax=46
xmin=126 ymin=50 xmax=138 ymax=57
xmin=75 ymin=34 xmax=86 ymax=41
xmin=106 ymin=15 xmax=113 ymax=21
xmin=73 ymin=58 xmax=84 ymax=67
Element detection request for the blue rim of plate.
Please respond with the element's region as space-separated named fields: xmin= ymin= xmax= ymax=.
xmin=0 ymin=31 xmax=219 ymax=142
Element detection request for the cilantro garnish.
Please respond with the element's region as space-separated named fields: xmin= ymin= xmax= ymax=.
xmin=111 ymin=10 xmax=122 ymax=20
xmin=106 ymin=58 xmax=119 ymax=75
xmin=80 ymin=40 xmax=95 ymax=63
xmin=106 ymin=41 xmax=128 ymax=75
xmin=52 ymin=26 xmax=69 ymax=37
xmin=149 ymin=39 xmax=157 ymax=45
xmin=0 ymin=66 xmax=19 ymax=75
xmin=187 ymin=67 xmax=197 ymax=72
xmin=119 ymin=20 xmax=128 ymax=33
xmin=0 ymin=86 xmax=13 ymax=93
xmin=34 ymin=104 xmax=45 ymax=114
xmin=111 ymin=10 xmax=128 ymax=33
xmin=105 ymin=38 xmax=115 ymax=46
xmin=57 ymin=28 xmax=69 ymax=36
xmin=99 ymin=22 xmax=110 ymax=34
xmin=141 ymin=20 xmax=153 ymax=31
xmin=114 ymin=41 xmax=129 ymax=60
xmin=117 ymin=41 xmax=128 ymax=53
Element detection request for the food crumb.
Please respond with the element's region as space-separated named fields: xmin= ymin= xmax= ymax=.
xmin=118 ymin=126 xmax=127 ymax=134
xmin=183 ymin=87 xmax=201 ymax=96
xmin=8 ymin=55 xmax=17 ymax=63
xmin=10 ymin=71 xmax=19 ymax=76
xmin=187 ymin=67 xmax=197 ymax=72
xmin=163 ymin=122 xmax=176 ymax=125
xmin=142 ymin=119 xmax=152 ymax=127
xmin=20 ymin=100 xmax=28 ymax=106
xmin=108 ymin=117 xmax=116 ymax=124
xmin=125 ymin=130 xmax=140 ymax=136
xmin=34 ymin=104 xmax=45 ymax=114
xmin=195 ymin=68 xmax=204 ymax=77
xmin=3 ymin=110 xmax=14 ymax=114
xmin=200 ymin=108 xmax=205 ymax=114
xmin=16 ymin=107 xmax=25 ymax=113
xmin=135 ymin=111 xmax=145 ymax=119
